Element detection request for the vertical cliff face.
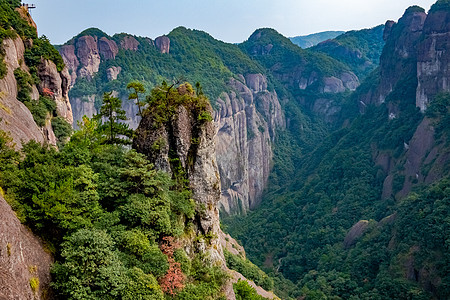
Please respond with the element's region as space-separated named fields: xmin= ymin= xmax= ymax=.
xmin=360 ymin=7 xmax=427 ymax=108
xmin=359 ymin=4 xmax=450 ymax=199
xmin=133 ymin=85 xmax=224 ymax=262
xmin=215 ymin=74 xmax=285 ymax=214
xmin=416 ymin=4 xmax=450 ymax=111
xmin=0 ymin=36 xmax=72 ymax=148
xmin=61 ymin=29 xmax=287 ymax=215
xmin=0 ymin=194 xmax=53 ymax=300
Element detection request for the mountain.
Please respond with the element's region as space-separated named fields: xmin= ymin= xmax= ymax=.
xmin=57 ymin=27 xmax=286 ymax=216
xmin=311 ymin=25 xmax=385 ymax=78
xmin=0 ymin=2 xmax=278 ymax=300
xmin=289 ymin=31 xmax=345 ymax=48
xmin=226 ymin=2 xmax=450 ymax=299
xmin=59 ymin=18 xmax=388 ymax=219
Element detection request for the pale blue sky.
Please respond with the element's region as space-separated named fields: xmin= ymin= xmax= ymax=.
xmin=31 ymin=0 xmax=437 ymax=45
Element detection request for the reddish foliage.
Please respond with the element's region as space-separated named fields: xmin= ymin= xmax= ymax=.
xmin=159 ymin=236 xmax=185 ymax=295
xmin=42 ymin=87 xmax=54 ymax=97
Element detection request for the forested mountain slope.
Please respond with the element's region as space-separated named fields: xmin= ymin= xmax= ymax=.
xmin=225 ymin=2 xmax=450 ymax=299
xmin=60 ymin=21 xmax=383 ymax=215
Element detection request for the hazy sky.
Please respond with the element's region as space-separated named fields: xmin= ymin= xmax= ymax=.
xmin=31 ymin=0 xmax=437 ymax=45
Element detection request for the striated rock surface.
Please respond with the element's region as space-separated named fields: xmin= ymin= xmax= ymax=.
xmin=37 ymin=59 xmax=73 ymax=125
xmin=364 ymin=8 xmax=427 ymax=107
xmin=133 ymin=86 xmax=224 ymax=262
xmin=75 ymin=35 xmax=101 ymax=79
xmin=416 ymin=5 xmax=450 ymax=111
xmin=0 ymin=194 xmax=53 ymax=300
xmin=58 ymin=44 xmax=79 ymax=85
xmin=106 ymin=66 xmax=121 ymax=81
xmin=0 ymin=38 xmax=44 ymax=148
xmin=155 ymin=36 xmax=170 ymax=53
xmin=1 ymin=36 xmax=71 ymax=148
xmin=98 ymin=37 xmax=118 ymax=60
xmin=215 ymin=74 xmax=285 ymax=214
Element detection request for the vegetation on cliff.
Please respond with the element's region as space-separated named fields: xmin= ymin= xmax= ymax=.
xmin=226 ymin=24 xmax=450 ymax=298
xmin=0 ymin=83 xmax=233 ymax=299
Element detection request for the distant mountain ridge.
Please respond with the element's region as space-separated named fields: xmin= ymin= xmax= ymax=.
xmin=289 ymin=31 xmax=345 ymax=48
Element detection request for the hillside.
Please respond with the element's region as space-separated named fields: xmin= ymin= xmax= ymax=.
xmin=311 ymin=25 xmax=385 ymax=78
xmin=289 ymin=31 xmax=345 ymax=48
xmin=0 ymin=2 xmax=278 ymax=299
xmin=225 ymin=2 xmax=450 ymax=299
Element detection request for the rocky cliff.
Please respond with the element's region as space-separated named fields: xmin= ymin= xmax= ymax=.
xmin=215 ymin=74 xmax=284 ymax=214
xmin=132 ymin=83 xmax=278 ymax=299
xmin=416 ymin=3 xmax=450 ymax=111
xmin=241 ymin=28 xmax=361 ymax=123
xmin=60 ymin=30 xmax=286 ymax=215
xmin=0 ymin=194 xmax=53 ymax=300
xmin=358 ymin=4 xmax=450 ymax=199
xmin=0 ymin=39 xmax=71 ymax=149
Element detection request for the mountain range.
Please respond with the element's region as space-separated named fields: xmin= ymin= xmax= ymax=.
xmin=0 ymin=0 xmax=449 ymax=299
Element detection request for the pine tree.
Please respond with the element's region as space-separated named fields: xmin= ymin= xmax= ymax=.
xmin=95 ymin=92 xmax=133 ymax=145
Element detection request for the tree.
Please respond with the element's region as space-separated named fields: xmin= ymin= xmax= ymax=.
xmin=127 ymin=81 xmax=146 ymax=116
xmin=95 ymin=92 xmax=133 ymax=145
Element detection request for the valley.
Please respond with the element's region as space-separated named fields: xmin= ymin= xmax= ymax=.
xmin=0 ymin=0 xmax=449 ymax=299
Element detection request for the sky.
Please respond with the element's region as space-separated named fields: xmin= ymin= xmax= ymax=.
xmin=31 ymin=0 xmax=437 ymax=45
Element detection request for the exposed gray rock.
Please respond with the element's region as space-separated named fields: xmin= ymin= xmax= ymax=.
xmin=416 ymin=8 xmax=450 ymax=111
xmin=120 ymin=36 xmax=140 ymax=51
xmin=58 ymin=45 xmax=79 ymax=85
xmin=106 ymin=66 xmax=122 ymax=81
xmin=215 ymin=74 xmax=285 ymax=214
xmin=0 ymin=194 xmax=53 ymax=300
xmin=0 ymin=38 xmax=43 ymax=148
xmin=98 ymin=37 xmax=118 ymax=60
xmin=75 ymin=35 xmax=101 ymax=79
xmin=155 ymin=36 xmax=170 ymax=54
xmin=343 ymin=220 xmax=370 ymax=248
xmin=37 ymin=59 xmax=73 ymax=125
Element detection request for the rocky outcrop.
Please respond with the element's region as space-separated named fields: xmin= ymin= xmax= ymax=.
xmin=416 ymin=5 xmax=450 ymax=111
xmin=106 ymin=66 xmax=121 ymax=81
xmin=119 ymin=35 xmax=140 ymax=51
xmin=75 ymin=35 xmax=101 ymax=79
xmin=0 ymin=38 xmax=44 ymax=148
xmin=37 ymin=59 xmax=73 ymax=124
xmin=58 ymin=45 xmax=79 ymax=85
xmin=343 ymin=220 xmax=370 ymax=248
xmin=133 ymin=86 xmax=223 ymax=262
xmin=0 ymin=194 xmax=53 ymax=300
xmin=0 ymin=36 xmax=71 ymax=148
xmin=98 ymin=37 xmax=118 ymax=60
xmin=362 ymin=8 xmax=427 ymax=107
xmin=155 ymin=36 xmax=170 ymax=54
xmin=215 ymin=74 xmax=285 ymax=214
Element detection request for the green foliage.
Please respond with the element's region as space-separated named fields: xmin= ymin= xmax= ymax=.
xmin=66 ymin=26 xmax=265 ymax=105
xmin=29 ymin=277 xmax=39 ymax=294
xmin=14 ymin=68 xmax=58 ymax=127
xmin=234 ymin=280 xmax=268 ymax=300
xmin=426 ymin=92 xmax=450 ymax=141
xmin=430 ymin=0 xmax=450 ymax=12
xmin=127 ymin=81 xmax=146 ymax=116
xmin=95 ymin=91 xmax=133 ymax=144
xmin=311 ymin=25 xmax=385 ymax=79
xmin=224 ymin=250 xmax=274 ymax=291
xmin=52 ymin=116 xmax=72 ymax=146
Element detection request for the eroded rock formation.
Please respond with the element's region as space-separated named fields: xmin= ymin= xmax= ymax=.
xmin=215 ymin=74 xmax=285 ymax=214
xmin=0 ymin=36 xmax=72 ymax=148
